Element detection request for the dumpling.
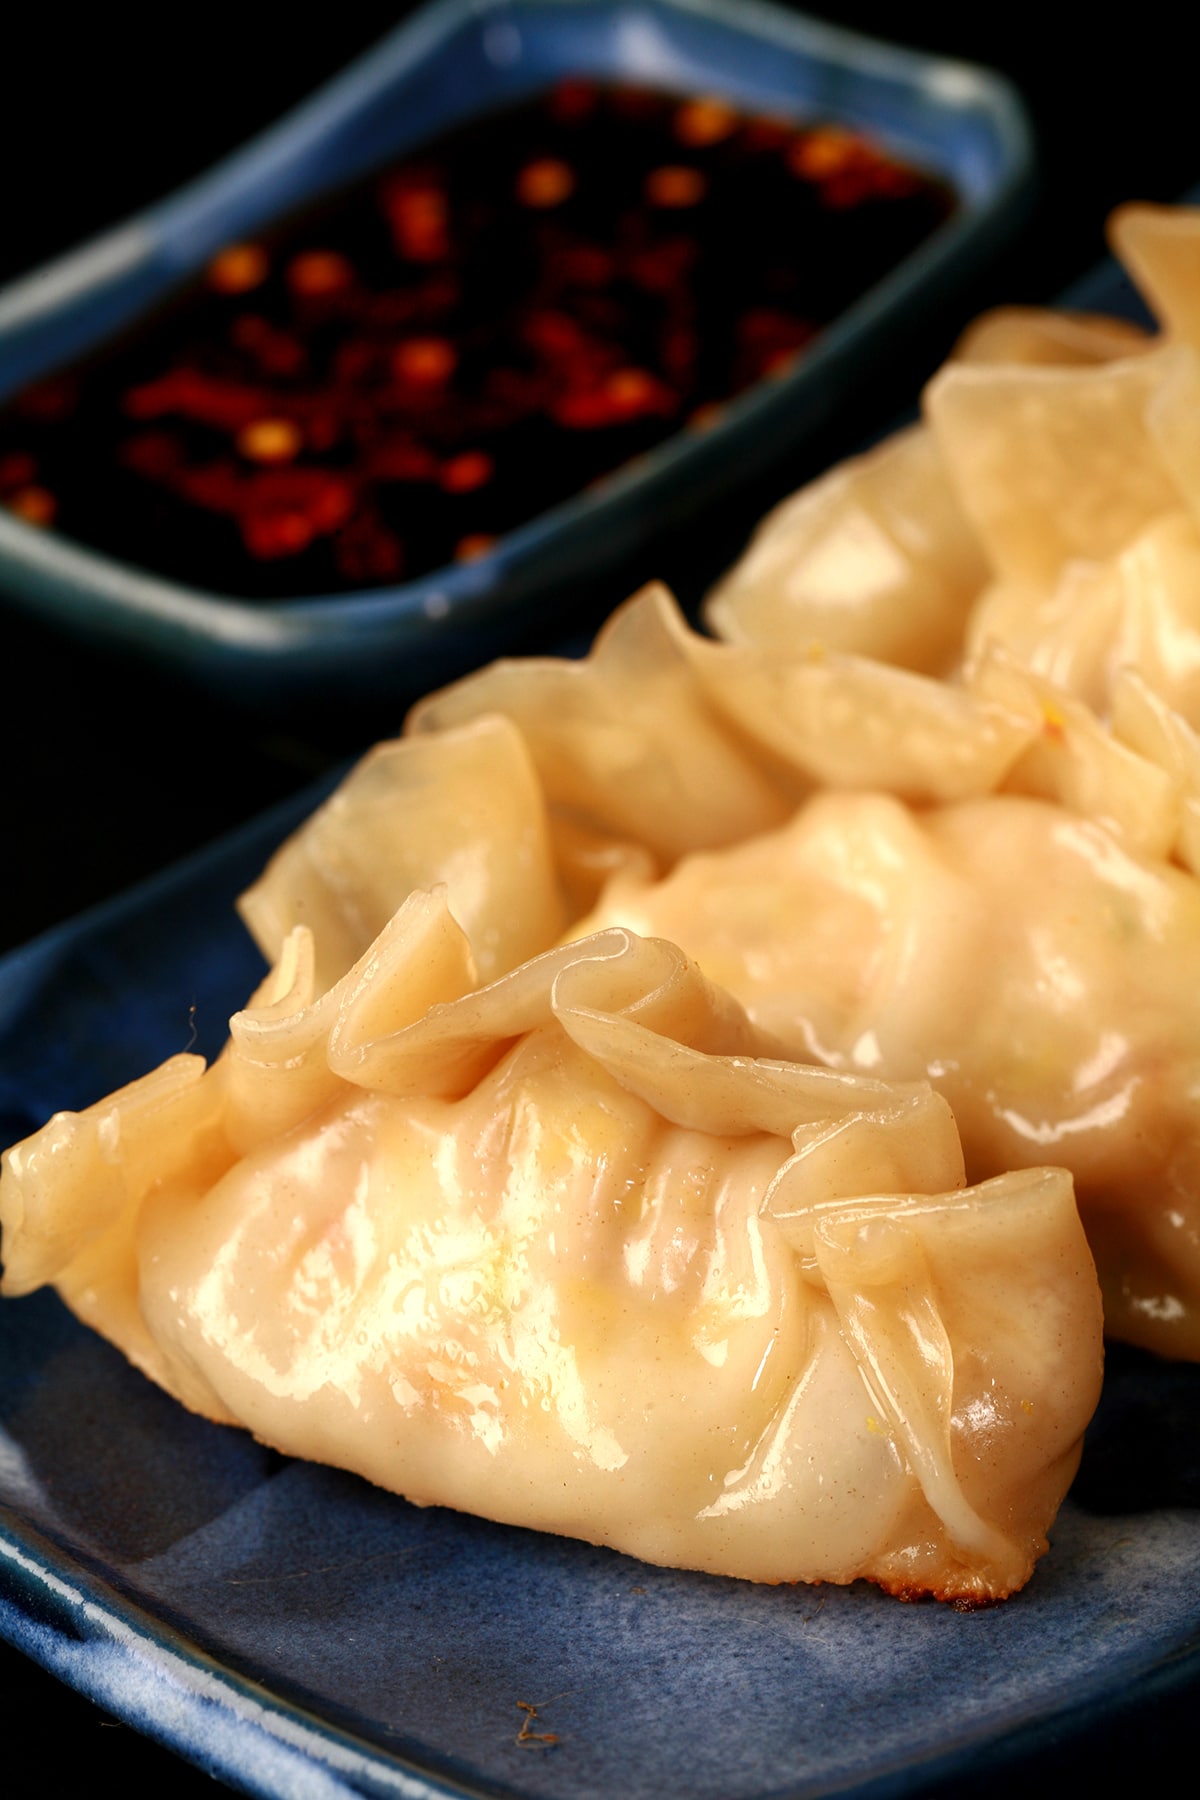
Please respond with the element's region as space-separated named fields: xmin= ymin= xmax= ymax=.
xmin=702 ymin=425 xmax=989 ymax=675
xmin=238 ymin=712 xmax=571 ymax=997
xmin=0 ymin=906 xmax=1101 ymax=1602
xmin=289 ymin=585 xmax=1198 ymax=1362
xmin=1108 ymin=202 xmax=1200 ymax=351
xmin=409 ymin=584 xmax=1038 ymax=815
xmin=241 ymin=585 xmax=1063 ymax=1008
xmin=964 ymin=509 xmax=1200 ymax=732
xmin=924 ymin=343 xmax=1193 ymax=587
xmin=571 ymin=787 xmax=1200 ymax=1360
xmin=705 ymin=204 xmax=1200 ymax=739
xmin=950 ymin=304 xmax=1152 ymax=369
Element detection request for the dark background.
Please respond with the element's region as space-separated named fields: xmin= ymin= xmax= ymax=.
xmin=1 ymin=5 xmax=1196 ymax=1795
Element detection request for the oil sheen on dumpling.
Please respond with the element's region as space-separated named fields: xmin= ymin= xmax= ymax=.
xmin=400 ymin=591 xmax=1198 ymax=1358
xmin=573 ymin=788 xmax=1200 ymax=1359
xmin=0 ymin=908 xmax=1101 ymax=1602
xmin=241 ymin=582 xmax=1200 ymax=1361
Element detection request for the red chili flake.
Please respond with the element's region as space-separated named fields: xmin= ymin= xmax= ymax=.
xmin=383 ymin=179 xmax=450 ymax=262
xmin=306 ymin=478 xmax=355 ymax=534
xmin=644 ymin=165 xmax=707 ymax=208
xmin=553 ymin=367 xmax=676 ymax=428
xmin=0 ymin=451 xmax=37 ymax=492
xmin=673 ymin=97 xmax=737 ymax=147
xmin=231 ymin=314 xmax=306 ymax=377
xmin=243 ymin=510 xmax=314 ymax=558
xmin=522 ymin=310 xmax=590 ymax=360
xmin=551 ymin=388 xmax=609 ymax=429
xmin=6 ymin=485 xmax=56 ymax=525
xmin=441 ymin=450 xmax=494 ymax=493
xmin=124 ymin=369 xmax=265 ymax=431
xmin=237 ymin=468 xmax=354 ymax=558
xmin=606 ymin=367 xmax=675 ymax=414
xmin=789 ymin=127 xmax=863 ymax=181
xmin=208 ymin=243 xmax=269 ymax=294
xmin=240 ymin=467 xmax=347 ymax=515
xmin=516 ymin=158 xmax=576 ymax=209
xmin=392 ymin=337 xmax=457 ymax=385
xmin=237 ymin=418 xmax=303 ymax=464
xmin=535 ymin=319 xmax=618 ymax=390
xmin=287 ymin=250 xmax=355 ymax=296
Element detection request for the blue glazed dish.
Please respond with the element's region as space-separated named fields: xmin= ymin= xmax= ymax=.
xmin=3 ymin=777 xmax=1200 ymax=1799
xmin=0 ymin=0 xmax=1032 ymax=705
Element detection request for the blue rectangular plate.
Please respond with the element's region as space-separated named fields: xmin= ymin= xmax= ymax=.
xmin=2 ymin=780 xmax=1200 ymax=1799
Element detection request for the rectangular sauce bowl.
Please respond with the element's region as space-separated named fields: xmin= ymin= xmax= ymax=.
xmin=0 ymin=0 xmax=1032 ymax=705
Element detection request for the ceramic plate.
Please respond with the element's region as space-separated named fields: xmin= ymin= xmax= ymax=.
xmin=2 ymin=780 xmax=1200 ymax=1800
xmin=5 ymin=223 xmax=1200 ymax=1799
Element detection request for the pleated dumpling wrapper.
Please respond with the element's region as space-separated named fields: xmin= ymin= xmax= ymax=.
xmin=705 ymin=203 xmax=1200 ymax=738
xmin=0 ymin=905 xmax=1101 ymax=1603
xmin=246 ymin=584 xmax=1196 ymax=1361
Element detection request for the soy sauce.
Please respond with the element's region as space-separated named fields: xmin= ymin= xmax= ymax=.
xmin=0 ymin=81 xmax=955 ymax=599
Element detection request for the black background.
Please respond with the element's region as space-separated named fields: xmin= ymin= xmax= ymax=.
xmin=1 ymin=5 xmax=1196 ymax=1795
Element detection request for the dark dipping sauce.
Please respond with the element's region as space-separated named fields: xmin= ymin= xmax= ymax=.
xmin=0 ymin=81 xmax=955 ymax=599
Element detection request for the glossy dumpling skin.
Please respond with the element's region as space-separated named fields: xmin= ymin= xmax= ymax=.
xmin=704 ymin=207 xmax=1200 ymax=736
xmin=234 ymin=584 xmax=1200 ymax=1362
xmin=703 ymin=424 xmax=990 ymax=676
xmin=575 ymin=789 xmax=1200 ymax=1359
xmin=0 ymin=908 xmax=1101 ymax=1601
